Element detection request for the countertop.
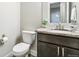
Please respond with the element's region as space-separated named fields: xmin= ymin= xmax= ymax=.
xmin=36 ymin=28 xmax=79 ymax=38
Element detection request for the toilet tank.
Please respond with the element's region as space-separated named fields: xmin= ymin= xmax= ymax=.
xmin=22 ymin=31 xmax=36 ymax=44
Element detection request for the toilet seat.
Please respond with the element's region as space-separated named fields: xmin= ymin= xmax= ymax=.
xmin=13 ymin=42 xmax=30 ymax=56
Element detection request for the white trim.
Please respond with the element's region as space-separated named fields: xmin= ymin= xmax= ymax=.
xmin=30 ymin=50 xmax=37 ymax=57
xmin=67 ymin=2 xmax=70 ymax=23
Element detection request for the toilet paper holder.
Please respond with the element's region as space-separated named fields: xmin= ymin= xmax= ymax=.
xmin=0 ymin=34 xmax=7 ymax=45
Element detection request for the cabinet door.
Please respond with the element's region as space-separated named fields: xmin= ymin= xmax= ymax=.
xmin=37 ymin=41 xmax=59 ymax=57
xmin=64 ymin=47 xmax=79 ymax=57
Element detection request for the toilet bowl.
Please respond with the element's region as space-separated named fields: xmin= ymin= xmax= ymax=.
xmin=12 ymin=31 xmax=36 ymax=57
xmin=13 ymin=43 xmax=30 ymax=57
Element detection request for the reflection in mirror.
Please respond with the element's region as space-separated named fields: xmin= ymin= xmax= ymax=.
xmin=50 ymin=2 xmax=77 ymax=24
xmin=70 ymin=2 xmax=77 ymax=25
xmin=49 ymin=2 xmax=78 ymax=31
xmin=50 ymin=2 xmax=68 ymax=23
xmin=50 ymin=2 xmax=61 ymax=23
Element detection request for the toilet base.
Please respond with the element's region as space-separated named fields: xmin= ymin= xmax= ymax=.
xmin=13 ymin=52 xmax=30 ymax=57
xmin=13 ymin=53 xmax=29 ymax=57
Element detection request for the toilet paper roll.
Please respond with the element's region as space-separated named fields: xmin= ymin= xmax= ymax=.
xmin=2 ymin=37 xmax=8 ymax=42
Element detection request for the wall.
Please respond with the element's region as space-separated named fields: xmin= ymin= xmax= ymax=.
xmin=20 ymin=2 xmax=41 ymax=56
xmin=42 ymin=2 xmax=49 ymax=22
xmin=0 ymin=2 xmax=20 ymax=56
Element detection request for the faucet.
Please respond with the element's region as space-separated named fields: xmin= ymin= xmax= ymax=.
xmin=55 ymin=23 xmax=64 ymax=30
xmin=70 ymin=25 xmax=77 ymax=32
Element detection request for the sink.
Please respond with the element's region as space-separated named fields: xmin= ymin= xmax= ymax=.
xmin=52 ymin=29 xmax=71 ymax=32
xmin=51 ymin=29 xmax=79 ymax=36
xmin=50 ymin=29 xmax=72 ymax=35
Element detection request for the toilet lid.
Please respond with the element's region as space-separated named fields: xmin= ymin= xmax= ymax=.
xmin=13 ymin=43 xmax=30 ymax=53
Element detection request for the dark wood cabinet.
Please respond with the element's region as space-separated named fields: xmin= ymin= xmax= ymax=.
xmin=38 ymin=41 xmax=59 ymax=57
xmin=37 ymin=32 xmax=79 ymax=57
xmin=64 ymin=47 xmax=79 ymax=57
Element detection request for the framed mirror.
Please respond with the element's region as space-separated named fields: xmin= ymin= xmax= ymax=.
xmin=50 ymin=2 xmax=61 ymax=23
xmin=50 ymin=2 xmax=68 ymax=23
xmin=49 ymin=2 xmax=77 ymax=24
xmin=42 ymin=2 xmax=78 ymax=25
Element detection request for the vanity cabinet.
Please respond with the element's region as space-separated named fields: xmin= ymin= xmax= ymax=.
xmin=37 ymin=32 xmax=79 ymax=57
xmin=64 ymin=47 xmax=79 ymax=57
xmin=38 ymin=41 xmax=60 ymax=57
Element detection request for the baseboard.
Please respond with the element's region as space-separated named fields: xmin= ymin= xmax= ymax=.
xmin=30 ymin=50 xmax=37 ymax=57
xmin=4 ymin=51 xmax=13 ymax=57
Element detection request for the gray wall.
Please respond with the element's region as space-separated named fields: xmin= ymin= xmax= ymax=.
xmin=20 ymin=2 xmax=42 ymax=56
xmin=0 ymin=2 xmax=20 ymax=56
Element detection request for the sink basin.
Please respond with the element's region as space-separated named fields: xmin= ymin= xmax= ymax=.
xmin=51 ymin=29 xmax=79 ymax=37
xmin=50 ymin=30 xmax=72 ymax=35
xmin=52 ymin=29 xmax=71 ymax=32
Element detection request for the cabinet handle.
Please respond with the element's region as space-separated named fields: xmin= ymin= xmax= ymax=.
xmin=62 ymin=48 xmax=64 ymax=57
xmin=57 ymin=47 xmax=60 ymax=56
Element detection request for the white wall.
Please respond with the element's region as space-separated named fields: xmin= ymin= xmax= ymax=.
xmin=21 ymin=2 xmax=41 ymax=31
xmin=20 ymin=2 xmax=41 ymax=56
xmin=0 ymin=2 xmax=20 ymax=56
xmin=42 ymin=2 xmax=49 ymax=21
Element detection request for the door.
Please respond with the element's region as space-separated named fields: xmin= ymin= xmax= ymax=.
xmin=37 ymin=41 xmax=59 ymax=57
xmin=62 ymin=47 xmax=79 ymax=57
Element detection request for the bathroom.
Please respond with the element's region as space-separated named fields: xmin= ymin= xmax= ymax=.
xmin=0 ymin=1 xmax=79 ymax=57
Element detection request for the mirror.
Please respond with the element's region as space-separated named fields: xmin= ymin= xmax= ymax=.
xmin=50 ymin=2 xmax=77 ymax=24
xmin=50 ymin=2 xmax=68 ymax=23
xmin=50 ymin=2 xmax=61 ymax=23
xmin=70 ymin=2 xmax=77 ymax=25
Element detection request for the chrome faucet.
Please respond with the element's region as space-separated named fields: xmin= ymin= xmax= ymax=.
xmin=70 ymin=25 xmax=77 ymax=32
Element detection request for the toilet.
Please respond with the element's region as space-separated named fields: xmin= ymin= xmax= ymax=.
xmin=12 ymin=31 xmax=36 ymax=57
